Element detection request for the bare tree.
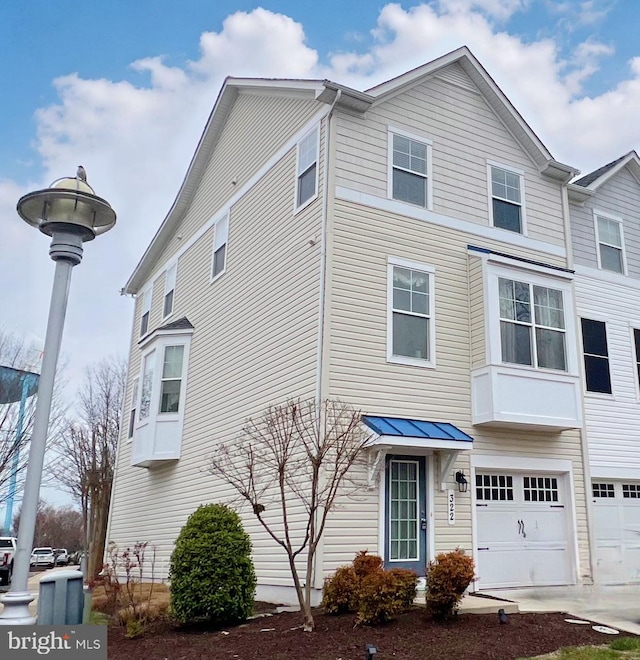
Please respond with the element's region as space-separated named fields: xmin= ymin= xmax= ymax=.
xmin=0 ymin=328 xmax=65 ymax=528
xmin=51 ymin=357 xmax=125 ymax=579
xmin=208 ymin=398 xmax=371 ymax=632
xmin=13 ymin=500 xmax=83 ymax=552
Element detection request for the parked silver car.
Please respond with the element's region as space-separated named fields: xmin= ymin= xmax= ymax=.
xmin=53 ymin=548 xmax=69 ymax=566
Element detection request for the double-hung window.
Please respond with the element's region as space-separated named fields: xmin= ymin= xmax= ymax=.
xmin=633 ymin=328 xmax=640 ymax=393
xmin=163 ymin=264 xmax=177 ymax=318
xmin=296 ymin=127 xmax=319 ymax=208
xmin=390 ymin=130 xmax=432 ymax=209
xmin=581 ymin=318 xmax=612 ymax=394
xmin=499 ymin=277 xmax=566 ymax=371
xmin=211 ymin=214 xmax=229 ymax=281
xmin=139 ymin=289 xmax=152 ymax=336
xmin=595 ymin=213 xmax=625 ymax=274
xmin=159 ymin=345 xmax=184 ymax=414
xmin=128 ymin=377 xmax=139 ymax=439
xmin=387 ymin=258 xmax=435 ymax=366
xmin=490 ymin=164 xmax=524 ymax=234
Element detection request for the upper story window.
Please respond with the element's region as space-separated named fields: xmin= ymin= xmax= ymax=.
xmin=140 ymin=289 xmax=152 ymax=337
xmin=499 ymin=277 xmax=566 ymax=371
xmin=595 ymin=213 xmax=625 ymax=274
xmin=581 ymin=318 xmax=612 ymax=394
xmin=489 ymin=164 xmax=525 ymax=234
xmin=633 ymin=328 xmax=640 ymax=392
xmin=211 ymin=214 xmax=229 ymax=281
xmin=387 ymin=257 xmax=435 ymax=367
xmin=163 ymin=264 xmax=177 ymax=318
xmin=160 ymin=345 xmax=184 ymax=413
xmin=296 ymin=127 xmax=319 ymax=209
xmin=389 ymin=129 xmax=432 ymax=209
xmin=128 ymin=377 xmax=139 ymax=439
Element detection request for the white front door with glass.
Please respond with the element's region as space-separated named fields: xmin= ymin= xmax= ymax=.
xmin=384 ymin=456 xmax=427 ymax=574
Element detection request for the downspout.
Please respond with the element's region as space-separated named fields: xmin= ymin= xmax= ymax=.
xmin=315 ymin=88 xmax=341 ymax=405
xmin=562 ymin=183 xmax=596 ymax=585
xmin=312 ymin=89 xmax=341 ymax=596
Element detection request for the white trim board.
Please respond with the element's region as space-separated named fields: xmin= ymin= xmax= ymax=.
xmin=336 ymin=186 xmax=566 ymax=259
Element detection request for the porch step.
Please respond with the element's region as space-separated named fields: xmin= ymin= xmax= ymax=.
xmin=414 ymin=593 xmax=519 ymax=615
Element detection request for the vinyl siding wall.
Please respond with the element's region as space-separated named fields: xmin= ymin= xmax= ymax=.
xmin=575 ymin=272 xmax=640 ymax=477
xmin=108 ymin=108 xmax=326 ymax=585
xmin=571 ymin=168 xmax=640 ymax=278
xmin=155 ymin=92 xmax=322 ymax=270
xmin=333 ymin=63 xmax=565 ymax=249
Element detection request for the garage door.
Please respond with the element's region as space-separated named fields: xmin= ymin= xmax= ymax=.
xmin=475 ymin=472 xmax=573 ymax=589
xmin=592 ymin=481 xmax=640 ymax=584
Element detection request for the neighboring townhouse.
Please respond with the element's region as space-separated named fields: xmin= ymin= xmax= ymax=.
xmin=107 ymin=47 xmax=592 ymax=604
xmin=568 ymin=152 xmax=640 ymax=584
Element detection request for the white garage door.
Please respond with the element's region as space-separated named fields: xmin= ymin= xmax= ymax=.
xmin=592 ymin=481 xmax=640 ymax=584
xmin=475 ymin=472 xmax=573 ymax=589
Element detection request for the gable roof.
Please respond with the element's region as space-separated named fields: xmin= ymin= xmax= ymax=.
xmin=567 ymin=151 xmax=640 ymax=204
xmin=125 ymin=47 xmax=578 ymax=294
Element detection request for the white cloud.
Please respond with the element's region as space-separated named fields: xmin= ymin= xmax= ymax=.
xmin=5 ymin=2 xmax=640 ymax=400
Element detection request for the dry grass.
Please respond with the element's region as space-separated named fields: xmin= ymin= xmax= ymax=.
xmin=92 ymin=581 xmax=170 ymax=622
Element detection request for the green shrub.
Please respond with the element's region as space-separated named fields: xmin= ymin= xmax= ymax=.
xmin=426 ymin=548 xmax=475 ymax=619
xmin=169 ymin=503 xmax=256 ymax=625
xmin=357 ymin=568 xmax=418 ymax=625
xmin=321 ymin=565 xmax=358 ymax=614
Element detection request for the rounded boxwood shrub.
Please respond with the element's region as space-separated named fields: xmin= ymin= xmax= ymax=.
xmin=169 ymin=503 xmax=256 ymax=625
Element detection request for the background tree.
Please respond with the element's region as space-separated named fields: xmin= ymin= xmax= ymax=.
xmin=13 ymin=500 xmax=83 ymax=551
xmin=208 ymin=398 xmax=371 ymax=632
xmin=50 ymin=357 xmax=125 ymax=579
xmin=0 ymin=327 xmax=66 ymax=532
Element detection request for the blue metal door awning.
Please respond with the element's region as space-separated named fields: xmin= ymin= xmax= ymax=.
xmin=362 ymin=415 xmax=473 ymax=490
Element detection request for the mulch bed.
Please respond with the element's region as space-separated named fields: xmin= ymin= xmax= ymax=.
xmin=107 ymin=605 xmax=632 ymax=660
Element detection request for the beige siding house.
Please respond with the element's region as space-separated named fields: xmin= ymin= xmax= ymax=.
xmin=107 ymin=47 xmax=592 ymax=603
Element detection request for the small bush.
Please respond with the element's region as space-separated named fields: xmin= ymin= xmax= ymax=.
xmin=386 ymin=569 xmax=419 ymax=610
xmin=426 ymin=548 xmax=475 ymax=619
xmin=352 ymin=550 xmax=383 ymax=581
xmin=357 ymin=568 xmax=417 ymax=625
xmin=321 ymin=565 xmax=358 ymax=614
xmin=170 ymin=503 xmax=256 ymax=625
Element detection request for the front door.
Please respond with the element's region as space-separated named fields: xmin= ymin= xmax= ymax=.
xmin=384 ymin=455 xmax=427 ymax=574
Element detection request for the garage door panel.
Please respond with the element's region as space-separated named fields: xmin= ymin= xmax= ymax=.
xmin=476 ymin=471 xmax=573 ymax=589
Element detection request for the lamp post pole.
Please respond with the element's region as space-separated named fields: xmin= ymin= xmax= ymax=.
xmin=0 ymin=172 xmax=116 ymax=624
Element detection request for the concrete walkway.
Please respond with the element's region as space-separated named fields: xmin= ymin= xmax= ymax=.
xmin=481 ymin=584 xmax=640 ymax=636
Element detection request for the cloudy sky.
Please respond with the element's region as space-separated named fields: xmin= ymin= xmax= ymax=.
xmin=2 ymin=0 xmax=639 ymax=397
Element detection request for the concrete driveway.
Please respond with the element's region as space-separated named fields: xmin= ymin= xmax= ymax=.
xmin=482 ymin=584 xmax=640 ymax=635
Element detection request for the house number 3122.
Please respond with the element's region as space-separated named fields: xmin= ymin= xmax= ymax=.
xmin=448 ymin=490 xmax=455 ymax=525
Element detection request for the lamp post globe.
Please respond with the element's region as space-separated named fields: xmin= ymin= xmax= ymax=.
xmin=0 ymin=171 xmax=115 ymax=625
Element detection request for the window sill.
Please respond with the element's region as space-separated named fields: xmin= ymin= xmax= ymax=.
xmin=294 ymin=192 xmax=319 ymax=215
xmin=210 ymin=269 xmax=226 ymax=285
xmin=387 ymin=355 xmax=435 ymax=369
xmin=388 ymin=195 xmax=430 ymax=212
xmin=490 ymin=223 xmax=526 ymax=237
xmin=584 ymin=391 xmax=615 ymax=400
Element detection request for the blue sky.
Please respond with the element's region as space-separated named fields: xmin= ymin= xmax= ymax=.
xmin=1 ymin=0 xmax=640 ymax=505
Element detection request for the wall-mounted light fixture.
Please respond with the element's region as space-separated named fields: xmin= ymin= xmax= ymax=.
xmin=455 ymin=470 xmax=468 ymax=493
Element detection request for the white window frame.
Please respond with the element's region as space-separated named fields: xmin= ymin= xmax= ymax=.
xmin=210 ymin=213 xmax=229 ymax=283
xmin=580 ymin=317 xmax=613 ymax=397
xmin=388 ymin=127 xmax=433 ymax=210
xmin=127 ymin=376 xmax=139 ymax=441
xmin=136 ymin=330 xmax=192 ymax=432
xmin=630 ymin=324 xmax=640 ymax=402
xmin=487 ymin=161 xmax=526 ymax=235
xmin=486 ymin=262 xmax=577 ymax=375
xmin=163 ymin=263 xmax=177 ymax=320
xmin=294 ymin=125 xmax=319 ymax=212
xmin=386 ymin=256 xmax=436 ymax=368
xmin=139 ymin=288 xmax=152 ymax=337
xmin=594 ymin=210 xmax=626 ymax=275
